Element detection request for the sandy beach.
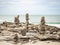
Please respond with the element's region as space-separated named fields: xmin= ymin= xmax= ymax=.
xmin=0 ymin=40 xmax=60 ymax=45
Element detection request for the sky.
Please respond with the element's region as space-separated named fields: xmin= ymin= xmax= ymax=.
xmin=0 ymin=0 xmax=60 ymax=15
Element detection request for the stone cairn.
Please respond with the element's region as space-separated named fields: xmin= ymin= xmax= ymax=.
xmin=39 ymin=16 xmax=45 ymax=34
xmin=14 ymin=15 xmax=20 ymax=25
xmin=25 ymin=13 xmax=29 ymax=32
xmin=20 ymin=13 xmax=29 ymax=36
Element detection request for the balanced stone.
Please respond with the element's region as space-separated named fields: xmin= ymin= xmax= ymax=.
xmin=14 ymin=15 xmax=20 ymax=25
xmin=13 ymin=34 xmax=19 ymax=42
xmin=39 ymin=16 xmax=46 ymax=34
xmin=3 ymin=21 xmax=8 ymax=27
xmin=25 ymin=13 xmax=29 ymax=32
xmin=40 ymin=16 xmax=45 ymax=25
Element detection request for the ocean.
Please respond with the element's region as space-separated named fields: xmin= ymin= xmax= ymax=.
xmin=0 ymin=15 xmax=60 ymax=24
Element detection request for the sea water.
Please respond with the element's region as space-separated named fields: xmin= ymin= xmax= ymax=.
xmin=0 ymin=15 xmax=60 ymax=24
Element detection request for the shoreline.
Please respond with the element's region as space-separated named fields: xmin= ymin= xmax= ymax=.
xmin=47 ymin=24 xmax=60 ymax=28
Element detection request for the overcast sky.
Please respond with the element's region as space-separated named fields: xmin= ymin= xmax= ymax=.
xmin=0 ymin=0 xmax=60 ymax=15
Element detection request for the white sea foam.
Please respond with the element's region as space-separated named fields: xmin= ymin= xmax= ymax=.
xmin=47 ymin=24 xmax=60 ymax=28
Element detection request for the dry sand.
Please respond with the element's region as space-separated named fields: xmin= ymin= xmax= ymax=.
xmin=0 ymin=40 xmax=60 ymax=45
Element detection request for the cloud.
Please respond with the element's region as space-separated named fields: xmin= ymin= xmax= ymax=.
xmin=0 ymin=0 xmax=60 ymax=15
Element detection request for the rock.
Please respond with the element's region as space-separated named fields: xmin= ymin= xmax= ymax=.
xmin=26 ymin=13 xmax=29 ymax=20
xmin=25 ymin=13 xmax=29 ymax=32
xmin=40 ymin=16 xmax=45 ymax=25
xmin=39 ymin=16 xmax=46 ymax=34
xmin=21 ymin=28 xmax=26 ymax=36
xmin=3 ymin=21 xmax=8 ymax=27
xmin=13 ymin=34 xmax=19 ymax=42
xmin=14 ymin=15 xmax=20 ymax=25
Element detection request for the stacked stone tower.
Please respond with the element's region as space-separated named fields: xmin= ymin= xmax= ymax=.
xmin=25 ymin=13 xmax=29 ymax=32
xmin=41 ymin=16 xmax=45 ymax=25
xmin=40 ymin=16 xmax=46 ymax=34
xmin=14 ymin=15 xmax=20 ymax=25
